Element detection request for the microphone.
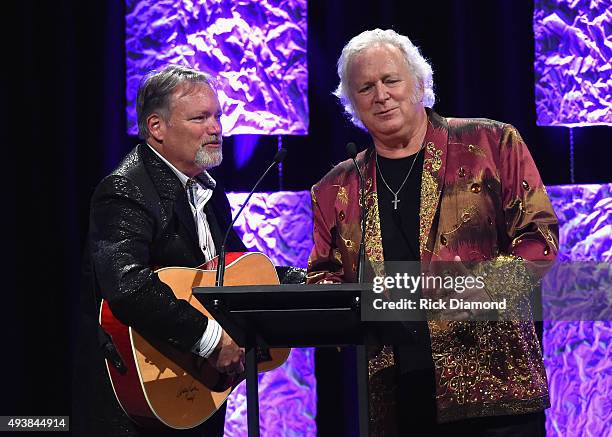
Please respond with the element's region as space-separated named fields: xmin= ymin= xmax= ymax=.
xmin=345 ymin=142 xmax=367 ymax=284
xmin=345 ymin=142 xmax=358 ymax=160
xmin=215 ymin=148 xmax=287 ymax=287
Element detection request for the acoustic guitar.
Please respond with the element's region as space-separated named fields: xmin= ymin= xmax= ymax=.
xmin=99 ymin=252 xmax=291 ymax=429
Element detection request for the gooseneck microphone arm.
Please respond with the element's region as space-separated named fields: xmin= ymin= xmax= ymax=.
xmin=346 ymin=142 xmax=371 ymax=437
xmin=345 ymin=142 xmax=367 ymax=284
xmin=215 ymin=148 xmax=287 ymax=287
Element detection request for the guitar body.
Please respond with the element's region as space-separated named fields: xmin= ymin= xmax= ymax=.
xmin=100 ymin=252 xmax=290 ymax=429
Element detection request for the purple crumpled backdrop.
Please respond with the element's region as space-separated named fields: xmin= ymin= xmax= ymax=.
xmin=228 ymin=191 xmax=313 ymax=268
xmin=223 ymin=349 xmax=317 ymax=437
xmin=226 ymin=191 xmax=315 ymax=436
xmin=544 ymin=184 xmax=612 ymax=437
xmin=534 ymin=0 xmax=612 ymax=126
xmin=125 ymin=0 xmax=308 ymax=136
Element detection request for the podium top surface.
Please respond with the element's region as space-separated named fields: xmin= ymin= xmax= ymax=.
xmin=192 ymin=282 xmax=408 ymax=347
xmin=193 ymin=282 xmax=372 ymax=294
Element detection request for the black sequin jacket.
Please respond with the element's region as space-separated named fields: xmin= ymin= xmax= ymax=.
xmin=89 ymin=144 xmax=246 ymax=352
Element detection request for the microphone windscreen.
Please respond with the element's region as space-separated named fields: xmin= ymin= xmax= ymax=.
xmin=345 ymin=142 xmax=357 ymax=159
xmin=273 ymin=148 xmax=288 ymax=163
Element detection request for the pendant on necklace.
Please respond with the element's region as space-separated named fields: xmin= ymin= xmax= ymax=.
xmin=392 ymin=195 xmax=400 ymax=210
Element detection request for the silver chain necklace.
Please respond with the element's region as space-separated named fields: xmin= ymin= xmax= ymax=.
xmin=375 ymin=144 xmax=424 ymax=210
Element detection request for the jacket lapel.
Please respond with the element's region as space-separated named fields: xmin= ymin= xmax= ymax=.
xmin=173 ymin=193 xmax=200 ymax=250
xmin=419 ymin=109 xmax=449 ymax=265
xmin=139 ymin=145 xmax=201 ymax=252
xmin=360 ymin=148 xmax=385 ymax=267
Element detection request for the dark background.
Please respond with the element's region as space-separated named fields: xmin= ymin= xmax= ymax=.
xmin=3 ymin=0 xmax=609 ymax=432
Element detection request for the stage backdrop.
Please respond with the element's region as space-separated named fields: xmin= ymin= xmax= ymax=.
xmin=543 ymin=184 xmax=611 ymax=437
xmin=534 ymin=0 xmax=612 ymax=126
xmin=125 ymin=0 xmax=309 ymax=136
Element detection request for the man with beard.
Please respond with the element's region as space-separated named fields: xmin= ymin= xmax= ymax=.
xmin=307 ymin=30 xmax=558 ymax=436
xmin=74 ymin=65 xmax=246 ymax=436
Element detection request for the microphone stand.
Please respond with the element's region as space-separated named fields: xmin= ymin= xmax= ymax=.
xmin=213 ymin=147 xmax=286 ymax=437
xmin=346 ymin=142 xmax=370 ymax=437
xmin=215 ymin=148 xmax=287 ymax=287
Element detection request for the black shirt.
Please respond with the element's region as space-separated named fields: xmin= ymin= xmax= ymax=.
xmin=376 ymin=151 xmax=423 ymax=262
xmin=375 ymin=148 xmax=434 ymax=374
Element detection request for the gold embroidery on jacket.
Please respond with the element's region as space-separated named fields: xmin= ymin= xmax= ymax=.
xmin=364 ymin=178 xmax=384 ymax=264
xmin=431 ymin=319 xmax=548 ymax=421
xmin=425 ymin=142 xmax=443 ymax=172
xmin=420 ymin=142 xmax=442 ymax=254
xmin=339 ymin=232 xmax=358 ymax=255
xmin=538 ymin=225 xmax=558 ymax=253
xmin=444 ymin=204 xmax=478 ymax=237
xmin=500 ymin=125 xmax=525 ymax=148
xmin=368 ymin=344 xmax=398 ymax=436
xmin=310 ymin=186 xmax=317 ymax=205
xmin=368 ymin=345 xmax=395 ymax=377
xmin=467 ymin=143 xmax=486 ymax=157
xmin=333 ymin=184 xmax=349 ymax=205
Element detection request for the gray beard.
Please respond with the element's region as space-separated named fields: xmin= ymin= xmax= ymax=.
xmin=195 ymin=146 xmax=222 ymax=169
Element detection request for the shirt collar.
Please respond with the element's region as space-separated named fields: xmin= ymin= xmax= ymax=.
xmin=147 ymin=143 xmax=216 ymax=190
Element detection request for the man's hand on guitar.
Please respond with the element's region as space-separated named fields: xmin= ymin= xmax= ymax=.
xmin=208 ymin=329 xmax=245 ymax=376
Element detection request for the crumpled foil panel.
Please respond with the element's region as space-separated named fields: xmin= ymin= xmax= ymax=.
xmin=126 ymin=0 xmax=308 ymax=135
xmin=226 ymin=191 xmax=315 ymax=436
xmin=534 ymin=0 xmax=612 ymax=126
xmin=544 ymin=184 xmax=612 ymax=436
xmin=228 ymin=191 xmax=313 ymax=268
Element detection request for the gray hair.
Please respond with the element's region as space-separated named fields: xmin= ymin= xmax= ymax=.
xmin=333 ymin=29 xmax=435 ymax=130
xmin=136 ymin=64 xmax=216 ymax=139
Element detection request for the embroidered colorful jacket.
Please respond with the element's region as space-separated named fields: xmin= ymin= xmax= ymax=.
xmin=307 ymin=109 xmax=559 ymax=426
